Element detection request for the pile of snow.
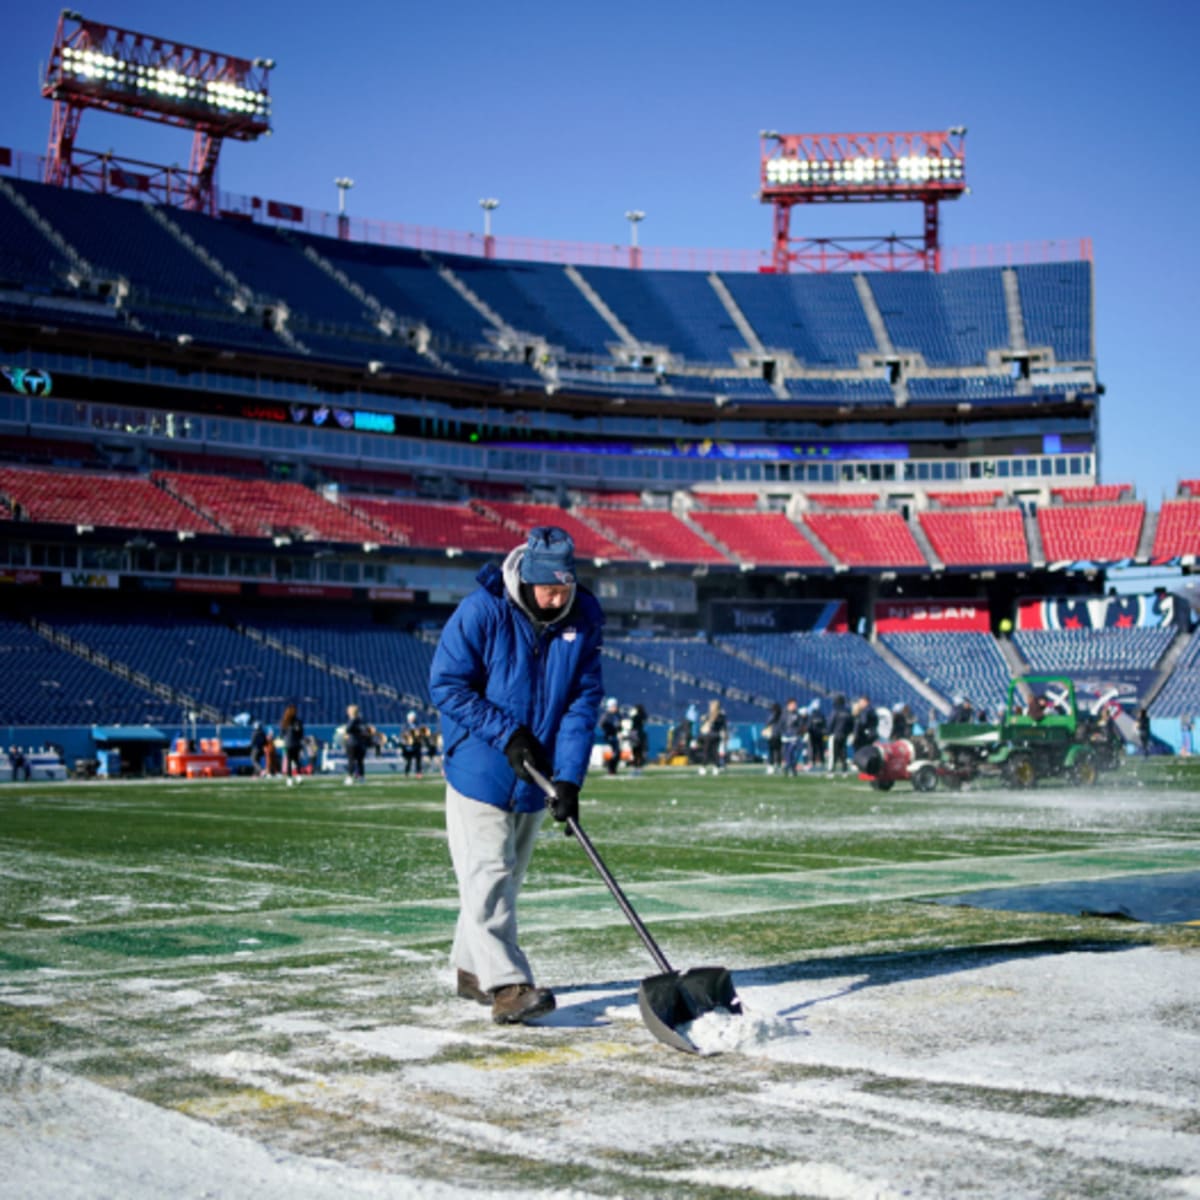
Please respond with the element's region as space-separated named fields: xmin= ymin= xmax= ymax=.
xmin=679 ymin=1004 xmax=798 ymax=1055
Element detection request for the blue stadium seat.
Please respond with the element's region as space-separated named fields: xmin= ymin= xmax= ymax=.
xmin=718 ymin=272 xmax=877 ymax=366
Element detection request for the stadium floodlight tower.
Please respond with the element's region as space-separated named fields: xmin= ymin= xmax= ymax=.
xmin=42 ymin=10 xmax=274 ymax=215
xmin=760 ymin=128 xmax=967 ymax=273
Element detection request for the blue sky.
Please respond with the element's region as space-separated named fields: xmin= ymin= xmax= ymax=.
xmin=4 ymin=0 xmax=1197 ymax=500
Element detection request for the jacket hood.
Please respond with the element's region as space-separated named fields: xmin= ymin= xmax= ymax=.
xmin=500 ymin=546 xmax=577 ymax=630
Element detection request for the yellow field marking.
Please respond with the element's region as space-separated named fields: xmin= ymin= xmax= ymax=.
xmin=175 ymin=1087 xmax=292 ymax=1118
xmin=473 ymin=1041 xmax=633 ymax=1070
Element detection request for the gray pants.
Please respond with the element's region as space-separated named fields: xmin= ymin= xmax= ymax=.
xmin=445 ymin=781 xmax=546 ymax=993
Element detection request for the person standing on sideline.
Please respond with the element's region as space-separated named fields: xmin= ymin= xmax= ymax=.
xmin=429 ymin=526 xmax=604 ymax=1026
xmin=280 ymin=704 xmax=305 ymax=786
xmin=343 ymin=704 xmax=371 ymax=784
xmin=1137 ymin=706 xmax=1152 ymax=757
xmin=249 ymin=721 xmax=268 ymax=778
xmin=806 ymin=699 xmax=826 ymax=771
xmin=829 ymin=694 xmax=853 ymax=773
xmin=1181 ymin=713 xmax=1193 ymax=757
xmin=600 ymin=697 xmax=622 ymax=775
xmin=698 ymin=699 xmax=726 ymax=775
xmin=628 ymin=704 xmax=648 ymax=775
xmin=763 ymin=702 xmax=783 ymax=774
xmin=401 ymin=710 xmax=425 ymax=777
xmin=778 ymin=698 xmax=803 ymax=777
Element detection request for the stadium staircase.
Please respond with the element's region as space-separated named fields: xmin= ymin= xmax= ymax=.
xmin=562 ymin=263 xmax=640 ymax=352
xmin=707 ymin=272 xmax=765 ymax=356
xmin=283 ymin=231 xmax=436 ymax=364
xmin=142 ymin=203 xmax=258 ymax=323
xmin=237 ymin=624 xmax=423 ymax=710
xmin=1024 ymin=508 xmax=1046 ymax=566
xmin=996 ymin=634 xmax=1031 ymax=678
xmin=868 ymin=635 xmax=952 ymax=716
xmin=28 ymin=617 xmax=222 ymax=722
xmin=1141 ymin=626 xmax=1192 ymax=708
xmin=1137 ymin=508 xmax=1159 ymax=560
xmin=426 ymin=253 xmax=535 ymax=363
xmin=906 ymin=514 xmax=942 ymax=570
xmin=1001 ymin=267 xmax=1027 ymax=351
xmin=784 ymin=497 xmax=840 ymax=567
xmin=0 ymin=176 xmax=93 ymax=285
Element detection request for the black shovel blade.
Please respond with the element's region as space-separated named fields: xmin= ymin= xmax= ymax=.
xmin=637 ymin=965 xmax=742 ymax=1054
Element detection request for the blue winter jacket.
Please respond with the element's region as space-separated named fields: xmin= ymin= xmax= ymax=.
xmin=429 ymin=554 xmax=605 ymax=812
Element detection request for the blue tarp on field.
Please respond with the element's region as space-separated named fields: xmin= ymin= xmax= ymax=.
xmin=931 ymin=870 xmax=1200 ymax=925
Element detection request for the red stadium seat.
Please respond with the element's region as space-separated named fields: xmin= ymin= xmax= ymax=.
xmin=578 ymin=506 xmax=729 ymax=563
xmin=805 ymin=511 xmax=927 ymax=568
xmin=920 ymin=509 xmax=1029 ymax=566
xmin=1037 ymin=502 xmax=1144 ymax=561
xmin=476 ymin=500 xmax=632 ymax=560
xmin=690 ymin=512 xmax=826 ymax=567
xmin=155 ymin=472 xmax=389 ymax=543
xmin=1152 ymin=500 xmax=1200 ymax=559
xmin=0 ymin=466 xmax=217 ymax=534
xmin=346 ymin=497 xmax=511 ymax=552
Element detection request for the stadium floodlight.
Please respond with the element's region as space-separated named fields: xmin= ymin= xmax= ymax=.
xmin=759 ymin=129 xmax=968 ymax=273
xmin=624 ymin=210 xmax=646 ymax=247
xmin=479 ymin=198 xmax=500 ymax=259
xmin=479 ymin=197 xmax=500 ymax=236
xmin=334 ymin=177 xmax=354 ymax=214
xmin=42 ymin=11 xmax=274 ymax=213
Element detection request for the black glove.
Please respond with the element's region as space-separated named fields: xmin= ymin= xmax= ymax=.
xmin=548 ymin=779 xmax=579 ymax=823
xmin=504 ymin=726 xmax=550 ymax=782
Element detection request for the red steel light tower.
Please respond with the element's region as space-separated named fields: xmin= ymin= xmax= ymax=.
xmin=760 ymin=128 xmax=967 ymax=273
xmin=42 ymin=10 xmax=274 ymax=215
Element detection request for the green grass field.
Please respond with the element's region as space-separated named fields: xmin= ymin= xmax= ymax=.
xmin=2 ymin=763 xmax=1199 ymax=1198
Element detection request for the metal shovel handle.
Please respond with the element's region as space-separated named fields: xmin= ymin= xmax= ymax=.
xmin=525 ymin=761 xmax=674 ymax=976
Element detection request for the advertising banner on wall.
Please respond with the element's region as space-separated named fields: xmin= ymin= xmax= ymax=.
xmin=709 ymin=599 xmax=849 ymax=635
xmin=61 ymin=570 xmax=118 ymax=589
xmin=1017 ymin=593 xmax=1188 ymax=631
xmin=873 ymin=599 xmax=990 ymax=633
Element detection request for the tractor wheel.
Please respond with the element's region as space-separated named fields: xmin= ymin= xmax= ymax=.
xmin=1004 ymin=752 xmax=1038 ymax=789
xmin=912 ymin=764 xmax=938 ymax=793
xmin=1070 ymin=754 xmax=1099 ymax=787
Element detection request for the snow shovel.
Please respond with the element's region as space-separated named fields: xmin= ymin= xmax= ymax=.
xmin=526 ymin=763 xmax=742 ymax=1054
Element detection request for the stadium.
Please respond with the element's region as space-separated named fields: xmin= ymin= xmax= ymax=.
xmin=2 ymin=9 xmax=1199 ymax=1200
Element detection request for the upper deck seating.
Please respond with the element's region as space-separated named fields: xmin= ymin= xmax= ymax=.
xmin=1152 ymin=499 xmax=1200 ymax=559
xmin=1037 ymin=502 xmax=1144 ymax=562
xmin=576 ymin=267 xmax=747 ymax=364
xmin=476 ymin=500 xmax=631 ymax=560
xmin=346 ymin=498 xmax=510 ymax=553
xmin=0 ymin=466 xmax=216 ymax=533
xmin=156 ymin=473 xmax=386 ymax=543
xmin=805 ymin=512 xmax=927 ymax=568
xmin=1013 ymin=261 xmax=1092 ymax=362
xmin=718 ymin=272 xmax=876 ymax=366
xmin=869 ymin=267 xmax=1009 ymax=366
xmin=690 ymin=512 xmax=826 ymax=567
xmin=577 ymin=506 xmax=729 ymax=564
xmin=920 ymin=508 xmax=1029 ymax=566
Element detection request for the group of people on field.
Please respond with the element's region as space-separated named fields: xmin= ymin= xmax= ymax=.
xmin=761 ymin=695 xmax=915 ymax=776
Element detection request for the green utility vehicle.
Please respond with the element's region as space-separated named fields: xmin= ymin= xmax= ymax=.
xmin=936 ymin=674 xmax=1123 ymax=789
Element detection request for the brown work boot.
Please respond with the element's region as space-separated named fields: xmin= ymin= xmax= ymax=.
xmin=491 ymin=983 xmax=556 ymax=1024
xmin=456 ymin=969 xmax=490 ymax=1005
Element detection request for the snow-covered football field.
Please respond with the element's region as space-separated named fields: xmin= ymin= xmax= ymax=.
xmin=2 ymin=766 xmax=1198 ymax=1199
